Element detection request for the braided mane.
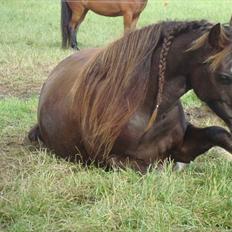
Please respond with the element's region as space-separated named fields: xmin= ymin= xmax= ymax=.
xmin=71 ymin=20 xmax=211 ymax=158
xmin=144 ymin=20 xmax=212 ymax=132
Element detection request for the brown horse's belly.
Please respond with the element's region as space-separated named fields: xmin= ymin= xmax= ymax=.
xmin=86 ymin=3 xmax=122 ymax=16
xmin=85 ymin=2 xmax=146 ymax=17
xmin=38 ymin=49 xmax=99 ymax=159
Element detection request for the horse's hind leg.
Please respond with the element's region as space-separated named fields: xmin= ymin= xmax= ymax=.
xmin=69 ymin=7 xmax=88 ymax=50
xmin=171 ymin=124 xmax=232 ymax=163
xmin=123 ymin=11 xmax=133 ymax=34
xmin=105 ymin=155 xmax=150 ymax=174
xmin=130 ymin=13 xmax=141 ymax=30
xmin=28 ymin=124 xmax=43 ymax=143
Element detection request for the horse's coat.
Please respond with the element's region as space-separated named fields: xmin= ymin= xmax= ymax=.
xmin=29 ymin=20 xmax=232 ymax=172
xmin=61 ymin=0 xmax=148 ymax=49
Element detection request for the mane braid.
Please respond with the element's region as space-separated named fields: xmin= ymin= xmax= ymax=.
xmin=144 ymin=20 xmax=212 ymax=133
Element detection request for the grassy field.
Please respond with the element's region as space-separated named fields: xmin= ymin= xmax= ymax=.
xmin=1 ymin=0 xmax=232 ymax=231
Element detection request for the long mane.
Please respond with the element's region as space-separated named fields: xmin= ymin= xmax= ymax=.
xmin=70 ymin=20 xmax=211 ymax=159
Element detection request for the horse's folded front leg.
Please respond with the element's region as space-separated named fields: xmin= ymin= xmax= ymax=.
xmin=207 ymin=126 xmax=232 ymax=153
xmin=171 ymin=124 xmax=232 ymax=163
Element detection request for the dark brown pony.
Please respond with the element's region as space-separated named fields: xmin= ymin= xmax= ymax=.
xmin=61 ymin=0 xmax=148 ymax=49
xmin=29 ymin=19 xmax=232 ymax=173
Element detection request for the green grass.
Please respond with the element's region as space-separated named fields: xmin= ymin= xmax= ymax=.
xmin=1 ymin=0 xmax=232 ymax=231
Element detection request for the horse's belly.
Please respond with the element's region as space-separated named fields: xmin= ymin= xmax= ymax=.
xmin=85 ymin=1 xmax=147 ymax=17
xmin=86 ymin=3 xmax=122 ymax=16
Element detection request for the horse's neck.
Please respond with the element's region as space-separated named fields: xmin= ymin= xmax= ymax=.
xmin=154 ymin=30 xmax=208 ymax=113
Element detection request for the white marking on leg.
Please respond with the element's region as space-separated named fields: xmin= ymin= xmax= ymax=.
xmin=173 ymin=162 xmax=189 ymax=171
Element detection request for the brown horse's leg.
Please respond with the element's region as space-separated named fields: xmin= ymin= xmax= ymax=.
xmin=123 ymin=11 xmax=133 ymax=34
xmin=69 ymin=8 xmax=88 ymax=49
xmin=27 ymin=124 xmax=44 ymax=145
xmin=130 ymin=13 xmax=141 ymax=30
xmin=106 ymin=155 xmax=150 ymax=174
xmin=171 ymin=124 xmax=232 ymax=163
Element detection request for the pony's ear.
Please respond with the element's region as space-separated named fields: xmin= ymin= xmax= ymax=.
xmin=230 ymin=16 xmax=232 ymax=26
xmin=208 ymin=23 xmax=221 ymax=48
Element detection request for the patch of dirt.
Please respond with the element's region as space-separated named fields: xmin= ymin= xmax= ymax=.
xmin=0 ymin=85 xmax=7 ymax=98
xmin=0 ymin=62 xmax=54 ymax=98
xmin=185 ymin=105 xmax=226 ymax=128
xmin=0 ymin=82 xmax=42 ymax=98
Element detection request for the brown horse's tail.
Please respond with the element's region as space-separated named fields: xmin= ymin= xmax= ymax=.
xmin=61 ymin=0 xmax=72 ymax=48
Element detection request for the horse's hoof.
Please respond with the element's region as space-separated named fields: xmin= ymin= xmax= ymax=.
xmin=71 ymin=44 xmax=79 ymax=50
xmin=70 ymin=47 xmax=80 ymax=51
xmin=173 ymin=162 xmax=189 ymax=172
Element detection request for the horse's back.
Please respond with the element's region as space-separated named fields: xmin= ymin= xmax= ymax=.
xmin=38 ymin=48 xmax=99 ymax=157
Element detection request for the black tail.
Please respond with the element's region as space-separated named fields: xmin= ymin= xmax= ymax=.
xmin=61 ymin=0 xmax=72 ymax=48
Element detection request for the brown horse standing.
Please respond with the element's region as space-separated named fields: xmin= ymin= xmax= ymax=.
xmin=30 ymin=19 xmax=232 ymax=173
xmin=61 ymin=0 xmax=148 ymax=49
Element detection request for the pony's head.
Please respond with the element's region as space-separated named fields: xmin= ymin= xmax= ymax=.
xmin=189 ymin=18 xmax=232 ymax=131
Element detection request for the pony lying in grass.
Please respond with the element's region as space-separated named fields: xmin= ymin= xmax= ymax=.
xmin=29 ymin=19 xmax=232 ymax=173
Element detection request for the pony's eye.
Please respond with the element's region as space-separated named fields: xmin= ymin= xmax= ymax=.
xmin=217 ymin=74 xmax=232 ymax=84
